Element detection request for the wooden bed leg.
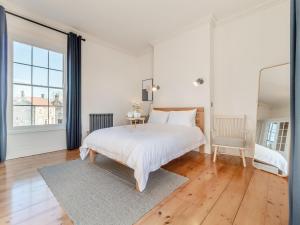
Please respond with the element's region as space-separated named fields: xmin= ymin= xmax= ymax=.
xmin=136 ymin=182 xmax=142 ymax=192
xmin=89 ymin=149 xmax=97 ymax=163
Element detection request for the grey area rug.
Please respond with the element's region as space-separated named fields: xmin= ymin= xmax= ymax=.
xmin=39 ymin=155 xmax=188 ymax=225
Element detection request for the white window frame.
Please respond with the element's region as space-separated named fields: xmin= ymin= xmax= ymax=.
xmin=263 ymin=117 xmax=290 ymax=153
xmin=8 ymin=34 xmax=67 ymax=134
xmin=276 ymin=121 xmax=289 ymax=152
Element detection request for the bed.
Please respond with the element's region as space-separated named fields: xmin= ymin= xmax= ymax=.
xmin=80 ymin=107 xmax=205 ymax=192
xmin=253 ymin=144 xmax=288 ymax=176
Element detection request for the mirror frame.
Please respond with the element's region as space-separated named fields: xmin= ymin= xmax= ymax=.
xmin=256 ymin=62 xmax=290 ymax=125
xmin=254 ymin=62 xmax=290 ymax=175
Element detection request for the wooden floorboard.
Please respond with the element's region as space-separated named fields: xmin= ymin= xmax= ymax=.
xmin=200 ymin=163 xmax=254 ymax=225
xmin=0 ymin=150 xmax=288 ymax=225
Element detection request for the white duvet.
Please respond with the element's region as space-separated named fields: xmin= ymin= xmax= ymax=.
xmin=80 ymin=123 xmax=206 ymax=191
xmin=254 ymin=144 xmax=288 ymax=176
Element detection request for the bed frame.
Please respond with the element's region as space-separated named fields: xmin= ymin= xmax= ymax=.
xmin=89 ymin=107 xmax=205 ymax=191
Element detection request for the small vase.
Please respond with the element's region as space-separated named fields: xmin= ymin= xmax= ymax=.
xmin=134 ymin=111 xmax=141 ymax=118
xmin=127 ymin=112 xmax=133 ymax=118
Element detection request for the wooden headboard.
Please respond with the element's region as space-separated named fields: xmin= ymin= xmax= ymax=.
xmin=153 ymin=107 xmax=205 ymax=132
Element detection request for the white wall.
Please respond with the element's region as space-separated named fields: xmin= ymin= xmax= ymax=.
xmin=136 ymin=50 xmax=154 ymax=115
xmin=150 ymin=1 xmax=289 ymax=156
xmin=257 ymin=103 xmax=272 ymax=120
xmin=153 ymin=24 xmax=213 ymax=153
xmin=4 ymin=3 xmax=146 ymax=159
xmin=270 ymin=105 xmax=290 ymax=119
xmin=214 ymin=1 xmax=290 ymax=153
xmin=81 ymin=40 xmax=142 ymax=138
xmin=258 ymin=103 xmax=290 ymax=120
xmin=137 ymin=50 xmax=154 ymax=79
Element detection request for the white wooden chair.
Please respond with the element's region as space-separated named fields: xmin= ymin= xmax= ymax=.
xmin=212 ymin=115 xmax=247 ymax=167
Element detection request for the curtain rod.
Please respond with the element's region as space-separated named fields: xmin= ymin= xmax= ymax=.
xmin=5 ymin=10 xmax=86 ymax=42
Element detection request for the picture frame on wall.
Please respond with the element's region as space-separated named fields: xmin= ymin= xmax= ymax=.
xmin=142 ymin=78 xmax=153 ymax=101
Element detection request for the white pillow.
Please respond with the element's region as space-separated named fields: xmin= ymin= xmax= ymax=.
xmin=167 ymin=109 xmax=197 ymax=127
xmin=148 ymin=110 xmax=169 ymax=124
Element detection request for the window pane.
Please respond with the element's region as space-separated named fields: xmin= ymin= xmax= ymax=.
xmin=282 ymin=136 xmax=287 ymax=144
xmin=13 ymin=84 xmax=31 ymax=105
xmin=13 ymin=42 xmax=31 ymax=64
xmin=276 ymin=144 xmax=280 ymax=150
xmin=33 ymin=67 xmax=48 ymax=86
xmin=13 ymin=63 xmax=31 ymax=84
xmin=49 ymin=106 xmax=63 ymax=125
xmin=49 ymin=70 xmax=63 ymax=87
xmin=13 ymin=106 xmax=31 ymax=127
xmin=12 ymin=42 xmax=65 ymax=128
xmin=33 ymin=106 xmax=48 ymax=125
xmin=32 ymin=87 xmax=48 ymax=106
xmin=49 ymin=51 xmax=63 ymax=70
xmin=49 ymin=88 xmax=63 ymax=106
xmin=33 ymin=47 xmax=48 ymax=67
xmin=270 ymin=134 xmax=276 ymax=141
xmin=284 ymin=123 xmax=289 ymax=129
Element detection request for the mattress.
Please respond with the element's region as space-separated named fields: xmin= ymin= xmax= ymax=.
xmin=80 ymin=123 xmax=206 ymax=191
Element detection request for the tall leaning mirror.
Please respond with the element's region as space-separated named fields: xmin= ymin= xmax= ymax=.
xmin=254 ymin=63 xmax=290 ymax=177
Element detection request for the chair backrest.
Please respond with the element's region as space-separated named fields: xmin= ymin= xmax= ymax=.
xmin=213 ymin=115 xmax=246 ymax=139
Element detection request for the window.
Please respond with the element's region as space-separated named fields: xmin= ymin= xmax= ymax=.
xmin=276 ymin=122 xmax=289 ymax=151
xmin=13 ymin=41 xmax=64 ymax=127
xmin=266 ymin=122 xmax=278 ymax=149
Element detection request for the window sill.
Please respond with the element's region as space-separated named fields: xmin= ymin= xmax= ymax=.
xmin=8 ymin=125 xmax=66 ymax=135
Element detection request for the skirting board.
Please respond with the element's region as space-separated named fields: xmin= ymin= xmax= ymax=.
xmin=6 ymin=148 xmax=66 ymax=160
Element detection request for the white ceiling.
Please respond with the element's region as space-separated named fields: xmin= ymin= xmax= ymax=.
xmin=9 ymin=0 xmax=270 ymax=55
xmin=259 ymin=64 xmax=290 ymax=108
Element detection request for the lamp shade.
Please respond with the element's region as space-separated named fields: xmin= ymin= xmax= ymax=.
xmin=152 ymin=85 xmax=160 ymax=92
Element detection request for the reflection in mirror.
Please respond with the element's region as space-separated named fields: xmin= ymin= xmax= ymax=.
xmin=254 ymin=63 xmax=290 ymax=176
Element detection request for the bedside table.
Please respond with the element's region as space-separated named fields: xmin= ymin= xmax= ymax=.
xmin=127 ymin=117 xmax=145 ymax=127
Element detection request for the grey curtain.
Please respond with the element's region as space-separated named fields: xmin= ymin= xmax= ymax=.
xmin=66 ymin=33 xmax=82 ymax=150
xmin=0 ymin=6 xmax=7 ymax=162
xmin=290 ymin=0 xmax=300 ymax=224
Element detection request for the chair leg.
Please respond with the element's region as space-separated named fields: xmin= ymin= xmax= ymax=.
xmin=240 ymin=148 xmax=246 ymax=167
xmin=213 ymin=146 xmax=218 ymax=163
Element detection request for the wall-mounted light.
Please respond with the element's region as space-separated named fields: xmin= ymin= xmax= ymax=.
xmin=152 ymin=85 xmax=160 ymax=92
xmin=193 ymin=78 xmax=204 ymax=87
